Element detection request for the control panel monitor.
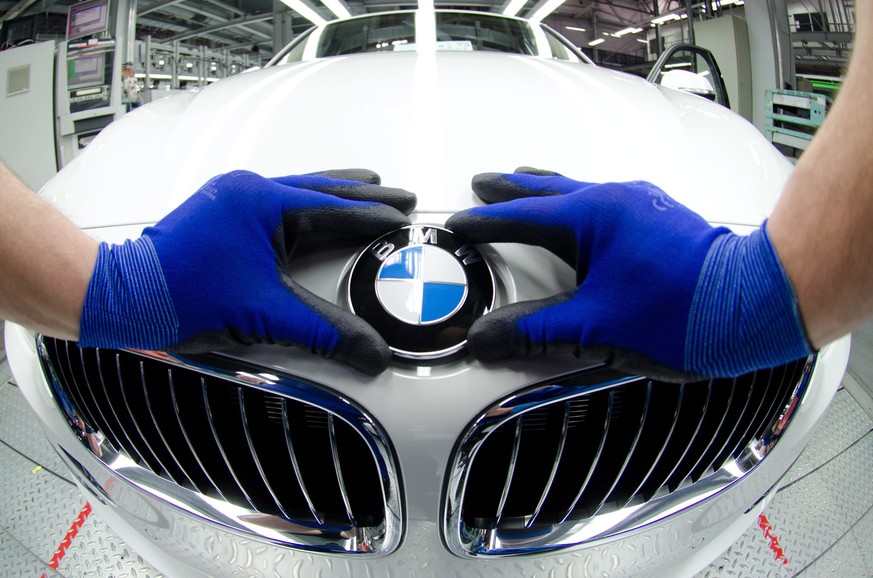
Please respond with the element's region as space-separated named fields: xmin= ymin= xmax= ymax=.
xmin=1 ymin=16 xmax=37 ymax=47
xmin=67 ymin=0 xmax=110 ymax=41
xmin=68 ymin=53 xmax=106 ymax=89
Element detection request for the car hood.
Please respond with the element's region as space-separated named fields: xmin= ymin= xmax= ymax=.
xmin=43 ymin=51 xmax=790 ymax=230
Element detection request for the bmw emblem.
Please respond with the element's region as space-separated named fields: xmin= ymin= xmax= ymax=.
xmin=348 ymin=225 xmax=495 ymax=360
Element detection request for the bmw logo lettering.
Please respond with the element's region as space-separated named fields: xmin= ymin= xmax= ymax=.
xmin=348 ymin=225 xmax=495 ymax=360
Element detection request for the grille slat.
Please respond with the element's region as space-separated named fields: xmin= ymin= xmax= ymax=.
xmin=677 ymin=378 xmax=737 ymax=488
xmin=662 ymin=380 xmax=714 ymax=491
xmin=74 ymin=346 xmax=125 ymax=456
xmin=754 ymin=362 xmax=802 ymax=441
xmin=202 ymin=380 xmax=258 ymax=510
xmin=580 ymin=388 xmax=648 ymax=514
xmin=239 ymin=388 xmax=292 ymax=520
xmin=711 ymin=370 xmax=774 ymax=474
xmin=661 ymin=380 xmax=724 ymax=491
xmin=618 ymin=383 xmax=685 ymax=510
xmin=559 ymin=390 xmax=614 ymax=523
xmin=175 ymin=373 xmax=249 ymax=505
xmin=453 ymin=358 xmax=813 ymax=549
xmin=61 ymin=342 xmax=104 ymax=436
xmin=116 ymin=358 xmax=177 ymax=480
xmin=526 ymin=401 xmax=571 ymax=527
xmin=115 ymin=354 xmax=175 ymax=472
xmin=57 ymin=341 xmax=101 ymax=435
xmin=753 ymin=364 xmax=791 ymax=441
xmin=140 ymin=363 xmax=200 ymax=490
xmin=281 ymin=398 xmax=324 ymax=524
xmin=693 ymin=376 xmax=754 ymax=479
xmin=168 ymin=369 xmax=228 ymax=501
xmin=634 ymin=382 xmax=704 ymax=500
xmin=75 ymin=347 xmax=123 ymax=450
xmin=95 ymin=351 xmax=148 ymax=465
xmin=328 ymin=414 xmax=356 ymax=526
xmin=596 ymin=381 xmax=652 ymax=514
xmin=38 ymin=338 xmax=400 ymax=554
xmin=282 ymin=402 xmax=352 ymax=524
xmin=494 ymin=419 xmax=522 ymax=526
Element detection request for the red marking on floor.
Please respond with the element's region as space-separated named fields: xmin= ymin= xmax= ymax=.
xmin=40 ymin=502 xmax=92 ymax=577
xmin=759 ymin=513 xmax=791 ymax=569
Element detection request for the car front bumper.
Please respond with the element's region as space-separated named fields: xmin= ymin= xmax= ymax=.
xmin=5 ymin=321 xmax=850 ymax=577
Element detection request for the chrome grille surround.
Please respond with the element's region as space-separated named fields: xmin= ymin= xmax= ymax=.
xmin=444 ymin=357 xmax=814 ymax=557
xmin=37 ymin=336 xmax=403 ymax=556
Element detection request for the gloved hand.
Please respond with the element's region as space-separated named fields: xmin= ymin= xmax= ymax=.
xmin=445 ymin=168 xmax=813 ymax=381
xmin=79 ymin=169 xmax=416 ymax=375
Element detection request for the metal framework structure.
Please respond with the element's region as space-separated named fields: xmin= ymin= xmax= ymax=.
xmin=0 ymin=0 xmax=855 ymax=75
xmin=0 ymin=1 xmax=725 ymax=57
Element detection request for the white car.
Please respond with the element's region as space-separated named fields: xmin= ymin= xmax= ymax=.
xmin=6 ymin=9 xmax=850 ymax=577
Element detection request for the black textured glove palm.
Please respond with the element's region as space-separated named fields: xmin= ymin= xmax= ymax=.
xmin=446 ymin=168 xmax=811 ymax=382
xmin=80 ymin=169 xmax=416 ymax=375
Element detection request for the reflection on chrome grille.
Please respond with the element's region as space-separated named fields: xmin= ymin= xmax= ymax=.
xmin=38 ymin=336 xmax=401 ymax=556
xmin=445 ymin=357 xmax=813 ymax=556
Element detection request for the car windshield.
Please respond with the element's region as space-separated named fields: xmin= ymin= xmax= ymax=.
xmin=316 ymin=13 xmax=417 ymax=57
xmin=271 ymin=10 xmax=589 ymax=66
xmin=434 ymin=12 xmax=537 ymax=55
xmin=315 ymin=11 xmax=538 ymax=58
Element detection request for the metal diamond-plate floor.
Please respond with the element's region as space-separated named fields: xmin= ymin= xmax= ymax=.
xmin=2 ymin=323 xmax=872 ymax=578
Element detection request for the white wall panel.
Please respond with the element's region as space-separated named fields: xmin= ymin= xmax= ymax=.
xmin=0 ymin=41 xmax=57 ymax=191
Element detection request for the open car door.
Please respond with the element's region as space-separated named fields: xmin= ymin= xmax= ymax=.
xmin=647 ymin=44 xmax=730 ymax=109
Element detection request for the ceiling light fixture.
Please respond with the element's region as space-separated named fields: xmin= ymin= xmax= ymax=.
xmin=321 ymin=0 xmax=350 ymax=19
xmin=651 ymin=13 xmax=681 ymax=25
xmin=279 ymin=0 xmax=326 ymax=25
xmin=529 ymin=0 xmax=568 ymax=23
xmin=565 ymin=25 xmax=586 ymax=32
xmin=588 ymin=38 xmax=605 ymax=46
xmin=503 ymin=0 xmax=528 ymax=17
xmin=613 ymin=26 xmax=643 ymax=37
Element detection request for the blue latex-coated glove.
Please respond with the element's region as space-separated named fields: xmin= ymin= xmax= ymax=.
xmin=445 ymin=168 xmax=813 ymax=381
xmin=79 ymin=169 xmax=416 ymax=375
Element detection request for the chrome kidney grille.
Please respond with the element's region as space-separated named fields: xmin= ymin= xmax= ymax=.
xmin=37 ymin=336 xmax=401 ymax=556
xmin=445 ymin=357 xmax=813 ymax=556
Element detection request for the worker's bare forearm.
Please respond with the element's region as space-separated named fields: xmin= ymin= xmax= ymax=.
xmin=768 ymin=3 xmax=873 ymax=348
xmin=0 ymin=163 xmax=98 ymax=339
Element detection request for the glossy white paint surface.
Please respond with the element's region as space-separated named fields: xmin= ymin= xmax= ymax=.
xmin=10 ymin=10 xmax=844 ymax=578
xmin=5 ymin=320 xmax=852 ymax=577
xmin=42 ymin=50 xmax=790 ymax=230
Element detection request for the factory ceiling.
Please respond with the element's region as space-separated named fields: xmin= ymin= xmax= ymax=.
xmin=0 ymin=0 xmax=851 ymax=77
xmin=0 ymin=0 xmax=711 ymax=60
